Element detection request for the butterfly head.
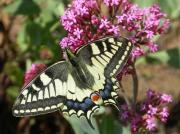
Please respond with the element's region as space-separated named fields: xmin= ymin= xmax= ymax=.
xmin=65 ymin=47 xmax=78 ymax=64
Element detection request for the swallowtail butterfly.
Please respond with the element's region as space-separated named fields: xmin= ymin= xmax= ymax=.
xmin=12 ymin=36 xmax=133 ymax=128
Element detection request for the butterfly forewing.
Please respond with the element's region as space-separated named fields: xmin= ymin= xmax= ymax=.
xmin=13 ymin=61 xmax=69 ymax=116
xmin=76 ymin=36 xmax=133 ymax=77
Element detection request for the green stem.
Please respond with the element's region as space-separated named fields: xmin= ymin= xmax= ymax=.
xmin=131 ymin=63 xmax=138 ymax=108
xmin=50 ymin=22 xmax=59 ymax=32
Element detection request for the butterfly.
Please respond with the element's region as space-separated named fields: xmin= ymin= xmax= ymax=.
xmin=12 ymin=36 xmax=133 ymax=128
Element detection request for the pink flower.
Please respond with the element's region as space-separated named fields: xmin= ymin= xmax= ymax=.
xmin=116 ymin=15 xmax=124 ymax=23
xmin=131 ymin=47 xmax=144 ymax=58
xmin=120 ymin=104 xmax=130 ymax=120
xmin=60 ymin=0 xmax=169 ymax=64
xmin=78 ymin=7 xmax=88 ymax=16
xmin=146 ymin=116 xmax=156 ymax=131
xmin=161 ymin=93 xmax=172 ymax=103
xmin=159 ymin=107 xmax=169 ymax=122
xmin=108 ymin=25 xmax=119 ymax=35
xmin=148 ymin=42 xmax=158 ymax=53
xmin=104 ymin=0 xmax=120 ymax=6
xmin=99 ymin=18 xmax=110 ymax=29
xmin=73 ymin=28 xmax=83 ymax=39
xmin=146 ymin=89 xmax=156 ymax=99
xmin=91 ymin=15 xmax=99 ymax=25
xmin=130 ymin=114 xmax=142 ymax=134
xmin=60 ymin=37 xmax=69 ymax=49
xmin=148 ymin=105 xmax=158 ymax=115
xmin=61 ymin=10 xmax=77 ymax=31
xmin=24 ymin=64 xmax=47 ymax=87
xmin=145 ymin=30 xmax=154 ymax=39
xmin=121 ymin=111 xmax=129 ymax=120
xmin=120 ymin=89 xmax=172 ymax=133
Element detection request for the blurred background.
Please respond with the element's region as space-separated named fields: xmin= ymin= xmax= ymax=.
xmin=0 ymin=0 xmax=179 ymax=134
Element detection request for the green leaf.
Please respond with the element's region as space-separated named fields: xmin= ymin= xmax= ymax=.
xmin=44 ymin=0 xmax=65 ymax=17
xmin=132 ymin=0 xmax=156 ymax=7
xmin=4 ymin=61 xmax=23 ymax=86
xmin=4 ymin=0 xmax=40 ymax=16
xmin=98 ymin=114 xmax=130 ymax=134
xmin=158 ymin=0 xmax=180 ymax=19
xmin=17 ymin=23 xmax=29 ymax=52
xmin=6 ymin=86 xmax=19 ymax=101
xmin=133 ymin=0 xmax=180 ymax=19
xmin=65 ymin=115 xmax=99 ymax=134
xmin=39 ymin=10 xmax=54 ymax=26
xmin=25 ymin=22 xmax=43 ymax=46
xmin=136 ymin=47 xmax=180 ymax=68
xmin=4 ymin=0 xmax=21 ymax=14
xmin=55 ymin=2 xmax=65 ymax=16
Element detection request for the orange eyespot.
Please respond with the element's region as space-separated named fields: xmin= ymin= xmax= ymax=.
xmin=91 ymin=92 xmax=103 ymax=105
xmin=92 ymin=94 xmax=100 ymax=102
xmin=91 ymin=92 xmax=101 ymax=103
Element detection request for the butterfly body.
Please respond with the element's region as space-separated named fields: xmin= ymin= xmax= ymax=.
xmin=65 ymin=48 xmax=95 ymax=89
xmin=13 ymin=36 xmax=133 ymax=128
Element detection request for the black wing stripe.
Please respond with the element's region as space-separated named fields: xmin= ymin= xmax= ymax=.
xmin=34 ymin=77 xmax=43 ymax=88
xmin=13 ymin=96 xmax=66 ymax=116
xmin=100 ymin=54 xmax=110 ymax=62
xmin=104 ymin=51 xmax=113 ymax=58
xmin=104 ymin=37 xmax=133 ymax=76
xmin=96 ymin=41 xmax=104 ymax=53
xmin=96 ymin=56 xmax=107 ymax=66
xmin=52 ymin=80 xmax=56 ymax=95
xmin=93 ymin=56 xmax=104 ymax=67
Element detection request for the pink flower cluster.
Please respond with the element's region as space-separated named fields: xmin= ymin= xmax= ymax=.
xmin=116 ymin=4 xmax=169 ymax=58
xmin=60 ymin=0 xmax=169 ymax=59
xmin=120 ymin=89 xmax=172 ymax=134
xmin=60 ymin=0 xmax=119 ymax=51
xmin=24 ymin=64 xmax=47 ymax=87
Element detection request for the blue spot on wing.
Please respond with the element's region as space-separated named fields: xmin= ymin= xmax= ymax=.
xmin=100 ymin=90 xmax=106 ymax=99
xmin=79 ymin=98 xmax=94 ymax=111
xmin=80 ymin=103 xmax=88 ymax=111
xmin=73 ymin=102 xmax=79 ymax=109
xmin=64 ymin=98 xmax=94 ymax=112
xmin=104 ymin=90 xmax=110 ymax=97
xmin=84 ymin=98 xmax=93 ymax=105
xmin=100 ymin=78 xmax=113 ymax=99
xmin=105 ymin=84 xmax=111 ymax=91
xmin=106 ymin=79 xmax=112 ymax=84
xmin=64 ymin=78 xmax=114 ymax=114
xmin=66 ymin=100 xmax=74 ymax=108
